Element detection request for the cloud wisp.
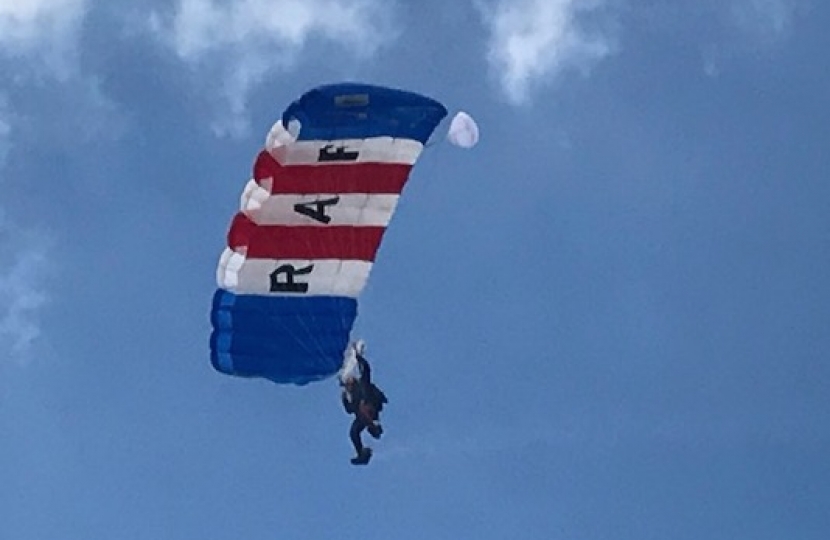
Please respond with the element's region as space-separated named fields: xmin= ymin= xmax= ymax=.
xmin=150 ymin=0 xmax=398 ymax=136
xmin=0 ymin=220 xmax=50 ymax=362
xmin=0 ymin=0 xmax=89 ymax=76
xmin=699 ymin=0 xmax=801 ymax=77
xmin=729 ymin=0 xmax=797 ymax=43
xmin=478 ymin=0 xmax=616 ymax=105
xmin=0 ymin=1 xmax=95 ymax=363
xmin=0 ymin=99 xmax=10 ymax=167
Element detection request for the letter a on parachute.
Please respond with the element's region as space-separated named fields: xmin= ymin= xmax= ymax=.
xmin=209 ymin=83 xmax=448 ymax=385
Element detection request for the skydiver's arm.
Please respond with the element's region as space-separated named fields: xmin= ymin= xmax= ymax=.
xmin=342 ymin=392 xmax=358 ymax=414
xmin=356 ymin=354 xmax=372 ymax=385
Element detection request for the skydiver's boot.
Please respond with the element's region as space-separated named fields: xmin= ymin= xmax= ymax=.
xmin=350 ymin=447 xmax=372 ymax=465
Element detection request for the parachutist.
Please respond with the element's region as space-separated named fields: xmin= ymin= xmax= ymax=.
xmin=341 ymin=349 xmax=387 ymax=465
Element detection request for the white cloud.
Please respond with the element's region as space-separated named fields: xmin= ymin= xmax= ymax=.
xmin=0 ymin=217 xmax=50 ymax=362
xmin=0 ymin=99 xmax=46 ymax=362
xmin=699 ymin=0 xmax=800 ymax=77
xmin=730 ymin=0 xmax=796 ymax=42
xmin=0 ymin=98 xmax=10 ymax=167
xmin=0 ymin=1 xmax=92 ymax=362
xmin=0 ymin=0 xmax=123 ymax=166
xmin=479 ymin=0 xmax=616 ymax=105
xmin=150 ymin=0 xmax=397 ymax=136
xmin=166 ymin=0 xmax=390 ymax=60
xmin=0 ymin=0 xmax=88 ymax=76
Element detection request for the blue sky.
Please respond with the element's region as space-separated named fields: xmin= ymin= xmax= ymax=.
xmin=1 ymin=0 xmax=829 ymax=538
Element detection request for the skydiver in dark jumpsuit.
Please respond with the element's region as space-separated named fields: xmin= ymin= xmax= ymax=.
xmin=341 ymin=353 xmax=387 ymax=465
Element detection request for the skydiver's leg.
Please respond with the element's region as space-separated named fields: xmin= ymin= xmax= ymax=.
xmin=367 ymin=422 xmax=383 ymax=439
xmin=349 ymin=417 xmax=373 ymax=464
xmin=361 ymin=401 xmax=383 ymax=439
xmin=349 ymin=417 xmax=366 ymax=454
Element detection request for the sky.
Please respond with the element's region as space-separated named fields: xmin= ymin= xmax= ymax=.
xmin=1 ymin=0 xmax=829 ymax=538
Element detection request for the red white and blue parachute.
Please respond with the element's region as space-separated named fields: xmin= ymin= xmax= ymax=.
xmin=209 ymin=83 xmax=449 ymax=385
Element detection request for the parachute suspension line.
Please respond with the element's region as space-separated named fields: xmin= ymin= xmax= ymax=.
xmin=423 ymin=124 xmax=444 ymax=149
xmin=295 ymin=302 xmax=329 ymax=367
xmin=292 ymin=199 xmax=327 ymax=363
xmin=410 ymin=136 xmax=443 ymax=197
xmin=252 ymin=147 xmax=330 ymax=367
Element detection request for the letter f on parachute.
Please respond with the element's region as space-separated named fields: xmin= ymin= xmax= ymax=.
xmin=209 ymin=82 xmax=476 ymax=386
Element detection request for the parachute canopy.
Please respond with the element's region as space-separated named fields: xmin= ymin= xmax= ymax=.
xmin=447 ymin=111 xmax=479 ymax=148
xmin=210 ymin=83 xmax=448 ymax=385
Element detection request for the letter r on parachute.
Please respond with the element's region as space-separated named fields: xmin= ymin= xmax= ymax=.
xmin=270 ymin=264 xmax=314 ymax=293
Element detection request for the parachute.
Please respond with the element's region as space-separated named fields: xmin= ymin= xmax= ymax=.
xmin=209 ymin=83 xmax=448 ymax=385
